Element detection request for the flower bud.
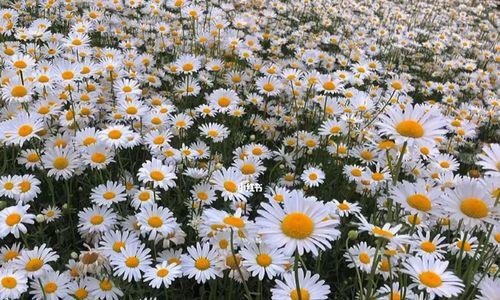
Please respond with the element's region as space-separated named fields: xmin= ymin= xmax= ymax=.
xmin=348 ymin=230 xmax=358 ymax=241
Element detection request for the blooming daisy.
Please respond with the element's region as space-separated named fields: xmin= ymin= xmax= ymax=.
xmin=110 ymin=243 xmax=152 ymax=282
xmin=181 ymin=242 xmax=222 ymax=284
xmin=271 ymin=269 xmax=330 ymax=300
xmin=0 ymin=204 xmax=35 ymax=238
xmin=403 ymin=256 xmax=464 ymax=299
xmin=137 ymin=158 xmax=177 ymax=190
xmin=143 ymin=261 xmax=182 ymax=289
xmin=256 ymin=190 xmax=340 ymax=255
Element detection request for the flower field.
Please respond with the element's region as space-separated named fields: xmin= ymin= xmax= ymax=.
xmin=0 ymin=0 xmax=499 ymax=299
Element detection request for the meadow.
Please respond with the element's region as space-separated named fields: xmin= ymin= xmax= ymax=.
xmin=0 ymin=0 xmax=499 ymax=299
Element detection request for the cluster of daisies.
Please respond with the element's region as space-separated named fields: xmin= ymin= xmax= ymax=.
xmin=0 ymin=0 xmax=499 ymax=299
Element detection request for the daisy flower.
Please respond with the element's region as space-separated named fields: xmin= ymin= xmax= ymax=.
xmin=256 ymin=190 xmax=340 ymax=255
xmin=344 ymin=241 xmax=377 ymax=273
xmin=181 ymin=242 xmax=222 ymax=284
xmin=199 ymin=122 xmax=230 ymax=142
xmin=110 ymin=243 xmax=152 ymax=282
xmin=0 ymin=269 xmax=28 ymax=299
xmin=477 ymin=143 xmax=500 ymax=177
xmin=136 ymin=204 xmax=177 ymax=241
xmin=29 ymin=271 xmax=70 ymax=300
xmin=144 ymin=261 xmax=182 ymax=289
xmin=256 ymin=76 xmax=282 ymax=97
xmin=99 ymin=125 xmax=134 ymax=149
xmin=0 ymin=204 xmax=35 ymax=238
xmin=271 ymin=269 xmax=330 ymax=300
xmin=377 ymin=104 xmax=447 ymax=149
xmin=211 ymin=167 xmax=252 ymax=201
xmin=301 ymin=166 xmax=325 ymax=187
xmin=13 ymin=244 xmax=59 ymax=278
xmin=390 ymin=179 xmax=441 ymax=216
xmin=207 ymin=88 xmax=240 ymax=112
xmin=90 ymin=181 xmax=127 ymax=207
xmin=411 ymin=230 xmax=448 ymax=260
xmin=88 ymin=277 xmax=124 ymax=300
xmin=78 ymin=205 xmax=118 ymax=235
xmin=439 ymin=178 xmax=498 ymax=228
xmin=137 ymin=158 xmax=177 ymax=190
xmin=99 ymin=230 xmax=140 ymax=257
xmin=403 ymin=256 xmax=464 ymax=299
xmin=241 ymin=242 xmax=287 ymax=280
xmin=42 ymin=146 xmax=80 ymax=180
xmin=0 ymin=113 xmax=43 ymax=146
xmin=41 ymin=206 xmax=61 ymax=223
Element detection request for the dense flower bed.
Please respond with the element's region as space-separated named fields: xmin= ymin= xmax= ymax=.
xmin=0 ymin=0 xmax=499 ymax=299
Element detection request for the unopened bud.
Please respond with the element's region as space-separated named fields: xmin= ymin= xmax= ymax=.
xmin=348 ymin=230 xmax=358 ymax=241
xmin=36 ymin=214 xmax=45 ymax=223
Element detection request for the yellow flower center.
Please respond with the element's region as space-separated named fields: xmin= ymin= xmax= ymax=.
xmin=223 ymin=216 xmax=245 ymax=228
xmin=11 ymin=85 xmax=27 ymax=97
xmin=144 ymin=214 xmax=163 ymax=228
xmin=308 ymin=173 xmax=318 ymax=180
xmin=113 ymin=241 xmax=126 ymax=252
xmin=241 ymin=163 xmax=255 ymax=175
xmin=256 ymin=253 xmax=272 ymax=267
xmin=207 ymin=130 xmax=219 ymax=137
xmin=6 ymin=213 xmax=21 ymax=226
xmin=157 ymin=268 xmax=169 ymax=277
xmin=61 ymin=71 xmax=74 ymax=80
xmin=194 ymin=257 xmax=210 ymax=270
xmin=351 ymin=169 xmax=362 ymax=177
xmin=1 ymin=276 xmax=17 ymax=289
xmin=125 ymin=256 xmax=139 ymax=268
xmin=126 ymin=106 xmax=137 ymax=114
xmin=391 ymin=81 xmax=403 ymax=90
xmin=13 ymin=60 xmax=27 ymax=69
xmin=420 ymin=241 xmax=436 ymax=253
xmin=323 ymin=81 xmax=335 ymax=90
xmin=460 ymin=197 xmax=488 ymax=218
xmin=263 ymin=83 xmax=275 ymax=92
xmin=359 ymin=252 xmax=371 ymax=264
xmin=218 ymin=97 xmax=231 ymax=107
xmin=91 ymin=152 xmax=106 ymax=163
xmin=3 ymin=250 xmax=18 ymax=262
xmin=168 ymin=257 xmax=181 ymax=265
xmin=19 ymin=181 xmax=30 ymax=193
xmin=281 ymin=213 xmax=314 ymax=239
xmin=74 ymin=288 xmax=88 ymax=299
xmin=223 ymin=180 xmax=238 ymax=193
xmin=108 ymin=129 xmax=122 ymax=139
xmin=90 ymin=214 xmax=104 ymax=225
xmin=18 ymin=124 xmax=33 ymax=137
xmin=103 ymin=191 xmax=115 ymax=200
xmin=290 ymin=288 xmax=310 ymax=300
xmin=396 ymin=120 xmax=424 ymax=138
xmin=122 ymin=86 xmax=132 ymax=93
xmin=83 ymin=137 xmax=97 ymax=146
xmin=372 ymin=226 xmax=394 ymax=238
xmin=53 ymin=157 xmax=69 ymax=170
xmin=138 ymin=192 xmax=150 ymax=202
xmin=99 ymin=280 xmax=112 ymax=291
xmin=44 ymin=282 xmax=58 ymax=293
xmin=338 ymin=203 xmax=350 ymax=211
xmin=197 ymin=192 xmax=208 ymax=200
xmin=25 ymin=258 xmax=44 ymax=271
xmin=153 ymin=136 xmax=164 ymax=145
xmin=419 ymin=271 xmax=442 ymax=288
xmin=407 ymin=194 xmax=432 ymax=212
xmin=182 ymin=63 xmax=193 ymax=72
xmin=150 ymin=170 xmax=164 ymax=181
xmin=440 ymin=161 xmax=450 ymax=168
